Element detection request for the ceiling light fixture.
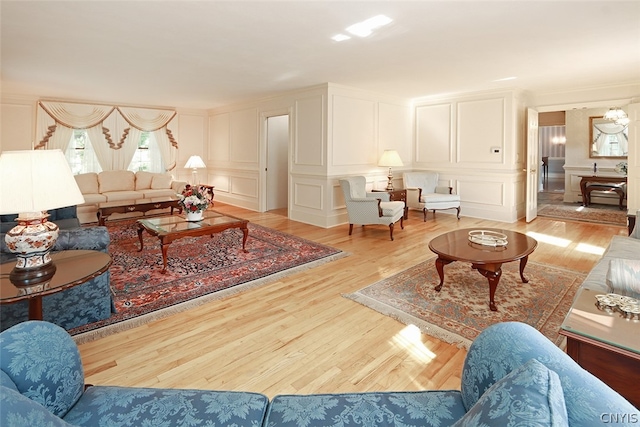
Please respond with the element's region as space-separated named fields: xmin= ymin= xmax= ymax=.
xmin=332 ymin=34 xmax=351 ymax=42
xmin=346 ymin=14 xmax=392 ymax=38
xmin=603 ymin=107 xmax=627 ymax=122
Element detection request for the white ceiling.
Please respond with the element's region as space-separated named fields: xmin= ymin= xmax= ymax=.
xmin=1 ymin=0 xmax=639 ymax=110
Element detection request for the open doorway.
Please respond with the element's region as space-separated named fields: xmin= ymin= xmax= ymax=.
xmin=266 ymin=115 xmax=289 ymax=215
xmin=538 ymin=112 xmax=565 ymax=207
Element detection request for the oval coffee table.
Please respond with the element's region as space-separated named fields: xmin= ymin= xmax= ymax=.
xmin=428 ymin=228 xmax=538 ymax=311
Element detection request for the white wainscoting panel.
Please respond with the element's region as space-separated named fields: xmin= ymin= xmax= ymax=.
xmin=457 ymin=98 xmax=505 ymax=164
xmin=230 ymin=108 xmax=258 ymax=164
xmin=459 ymin=179 xmax=504 ymax=206
xmin=331 ymin=95 xmax=376 ymax=166
xmin=293 ymin=182 xmax=324 ymax=210
xmin=209 ymin=113 xmax=230 ymax=162
xmin=230 ymin=176 xmax=259 ymax=198
xmin=415 ymin=103 xmax=452 ymax=164
xmin=294 ymin=95 xmax=324 ymax=167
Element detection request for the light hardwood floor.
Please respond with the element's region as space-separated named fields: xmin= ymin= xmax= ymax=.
xmin=78 ymin=203 xmax=628 ymax=398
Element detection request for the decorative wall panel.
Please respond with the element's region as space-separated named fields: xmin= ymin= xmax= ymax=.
xmin=293 ymin=182 xmax=324 ymax=209
xmin=415 ymin=103 xmax=452 ymax=164
xmin=458 ymin=98 xmax=504 ymax=163
xmin=294 ymin=96 xmax=324 ymax=167
xmin=209 ymin=113 xmax=230 ymax=162
xmin=331 ymin=95 xmax=375 ymax=166
xmin=230 ymin=108 xmax=258 ymax=164
xmin=459 ymin=180 xmax=504 ymax=206
xmin=230 ymin=176 xmax=258 ymax=197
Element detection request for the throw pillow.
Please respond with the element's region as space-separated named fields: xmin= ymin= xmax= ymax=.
xmin=135 ymin=171 xmax=154 ymax=190
xmin=151 ymin=173 xmax=173 ymax=189
xmin=606 ymin=258 xmax=640 ymax=299
xmin=452 ymin=359 xmax=569 ymax=427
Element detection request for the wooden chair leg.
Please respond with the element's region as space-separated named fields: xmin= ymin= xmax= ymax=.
xmin=348 ymin=224 xmax=354 ymax=235
xmin=389 ymin=223 xmax=394 ymax=241
xmin=423 ymin=208 xmax=427 ymax=222
xmin=400 ymin=217 xmax=404 ymax=229
xmin=456 ymin=206 xmax=461 ymax=219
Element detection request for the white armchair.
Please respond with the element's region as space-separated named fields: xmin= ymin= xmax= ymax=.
xmin=339 ymin=176 xmax=405 ymax=241
xmin=403 ymin=172 xmax=461 ymax=221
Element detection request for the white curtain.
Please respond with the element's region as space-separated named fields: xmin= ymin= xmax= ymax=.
xmin=118 ymin=106 xmax=177 ymax=171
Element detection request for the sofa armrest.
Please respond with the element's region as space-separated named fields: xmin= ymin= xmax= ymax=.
xmin=460 ymin=322 xmax=636 ymax=424
xmin=54 ymin=227 xmax=110 ymax=252
xmin=435 ymin=186 xmax=454 ymax=194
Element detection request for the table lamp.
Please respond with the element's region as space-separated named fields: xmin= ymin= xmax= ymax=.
xmin=0 ymin=149 xmax=85 ymax=287
xmin=184 ymin=155 xmax=207 ymax=185
xmin=378 ymin=150 xmax=404 ymax=191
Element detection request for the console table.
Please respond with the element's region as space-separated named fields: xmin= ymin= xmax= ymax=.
xmin=579 ymin=175 xmax=626 ymax=209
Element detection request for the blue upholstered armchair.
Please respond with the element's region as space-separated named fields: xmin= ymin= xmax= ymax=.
xmin=0 ymin=226 xmax=113 ymax=332
xmin=339 ymin=176 xmax=405 ymax=241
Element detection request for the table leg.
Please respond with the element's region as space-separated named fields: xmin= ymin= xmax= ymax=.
xmin=160 ymin=243 xmax=170 ymax=274
xmin=137 ymin=224 xmax=145 ymax=251
xmin=241 ymin=226 xmax=249 ymax=252
xmin=434 ymin=257 xmax=454 ymax=292
xmin=519 ymin=256 xmax=530 ymax=283
xmin=28 ymin=297 xmax=43 ymax=320
xmin=476 ymin=267 xmax=502 ymax=311
xmin=580 ymin=180 xmax=588 ymax=206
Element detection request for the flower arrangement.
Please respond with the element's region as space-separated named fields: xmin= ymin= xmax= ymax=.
xmin=615 ymin=161 xmax=628 ymax=176
xmin=178 ymin=185 xmax=210 ymax=213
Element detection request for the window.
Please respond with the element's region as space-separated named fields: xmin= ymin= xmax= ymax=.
xmin=65 ymin=129 xmax=102 ymax=174
xmin=128 ymin=131 xmax=164 ymax=173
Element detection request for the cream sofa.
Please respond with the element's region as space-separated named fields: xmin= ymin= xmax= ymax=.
xmin=74 ymin=170 xmax=188 ymax=224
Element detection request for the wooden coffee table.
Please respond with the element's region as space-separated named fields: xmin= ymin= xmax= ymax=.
xmin=428 ymin=228 xmax=538 ymax=311
xmin=137 ymin=211 xmax=249 ymax=274
xmin=97 ymin=196 xmax=182 ymax=225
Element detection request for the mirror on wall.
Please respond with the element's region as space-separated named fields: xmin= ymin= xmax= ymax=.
xmin=589 ymin=116 xmax=628 ymax=158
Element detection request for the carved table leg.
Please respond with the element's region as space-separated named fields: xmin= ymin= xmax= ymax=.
xmin=137 ymin=224 xmax=145 ymax=252
xmin=477 ymin=266 xmax=502 ymax=312
xmin=241 ymin=226 xmax=249 ymax=253
xmin=160 ymin=242 xmax=170 ymax=274
xmin=434 ymin=257 xmax=454 ymax=292
xmin=519 ymin=256 xmax=530 ymax=283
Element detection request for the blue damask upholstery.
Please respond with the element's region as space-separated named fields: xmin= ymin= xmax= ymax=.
xmin=453 ymin=359 xmax=568 ymax=426
xmin=0 ymin=321 xmax=270 ymax=427
xmin=461 ymin=322 xmax=637 ymax=425
xmin=0 ymin=226 xmax=113 ymax=332
xmin=265 ymin=391 xmax=467 ymax=426
xmin=1 ymin=321 xmax=635 ymax=426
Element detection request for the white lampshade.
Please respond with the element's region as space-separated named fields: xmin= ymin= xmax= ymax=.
xmin=378 ymin=150 xmax=404 ymax=167
xmin=184 ymin=155 xmax=206 ymax=169
xmin=0 ymin=149 xmax=85 ymax=214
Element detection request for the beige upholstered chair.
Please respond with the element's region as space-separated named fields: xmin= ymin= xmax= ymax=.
xmin=403 ymin=172 xmax=461 ymax=221
xmin=339 ymin=176 xmax=405 ymax=241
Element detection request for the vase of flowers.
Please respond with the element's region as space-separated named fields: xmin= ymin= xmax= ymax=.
xmin=615 ymin=161 xmax=628 ymax=176
xmin=179 ymin=185 xmax=210 ymax=221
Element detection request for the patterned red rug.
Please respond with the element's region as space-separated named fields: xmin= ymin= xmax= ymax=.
xmin=345 ymin=258 xmax=585 ymax=348
xmin=71 ymin=220 xmax=344 ymax=342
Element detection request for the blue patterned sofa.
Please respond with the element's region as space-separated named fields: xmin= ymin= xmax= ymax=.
xmin=1 ymin=321 xmax=636 ymax=426
xmin=0 ymin=226 xmax=113 ymax=332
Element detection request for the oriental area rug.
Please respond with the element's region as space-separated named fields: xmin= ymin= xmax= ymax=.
xmin=71 ymin=220 xmax=345 ymax=342
xmin=537 ymin=203 xmax=627 ymax=226
xmin=345 ymin=258 xmax=585 ymax=349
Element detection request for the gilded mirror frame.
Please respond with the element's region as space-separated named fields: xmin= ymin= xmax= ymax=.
xmin=589 ymin=116 xmax=628 ymax=159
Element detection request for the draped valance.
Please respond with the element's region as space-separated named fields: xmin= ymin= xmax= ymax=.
xmin=35 ymin=100 xmax=179 ymax=171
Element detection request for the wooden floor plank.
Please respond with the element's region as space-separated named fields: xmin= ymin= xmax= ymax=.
xmin=78 ymin=203 xmax=627 ymax=397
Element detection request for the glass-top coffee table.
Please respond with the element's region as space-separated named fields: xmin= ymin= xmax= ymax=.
xmin=137 ymin=211 xmax=249 ymax=274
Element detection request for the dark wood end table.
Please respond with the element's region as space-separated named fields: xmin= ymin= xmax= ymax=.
xmin=428 ymin=229 xmax=538 ymax=311
xmin=0 ymin=250 xmax=112 ymax=320
xmin=559 ymin=288 xmax=640 ymax=407
xmin=372 ymin=188 xmax=409 ymax=220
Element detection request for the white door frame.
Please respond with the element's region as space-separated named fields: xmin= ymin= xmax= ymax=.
xmin=259 ymin=108 xmax=292 ymax=214
xmin=525 ymin=108 xmax=539 ymax=222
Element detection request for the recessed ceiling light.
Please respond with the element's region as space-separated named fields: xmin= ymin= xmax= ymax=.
xmin=346 ymin=14 xmax=392 ymax=38
xmin=493 ymin=77 xmax=517 ymax=82
xmin=332 ymin=34 xmax=351 ymax=42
